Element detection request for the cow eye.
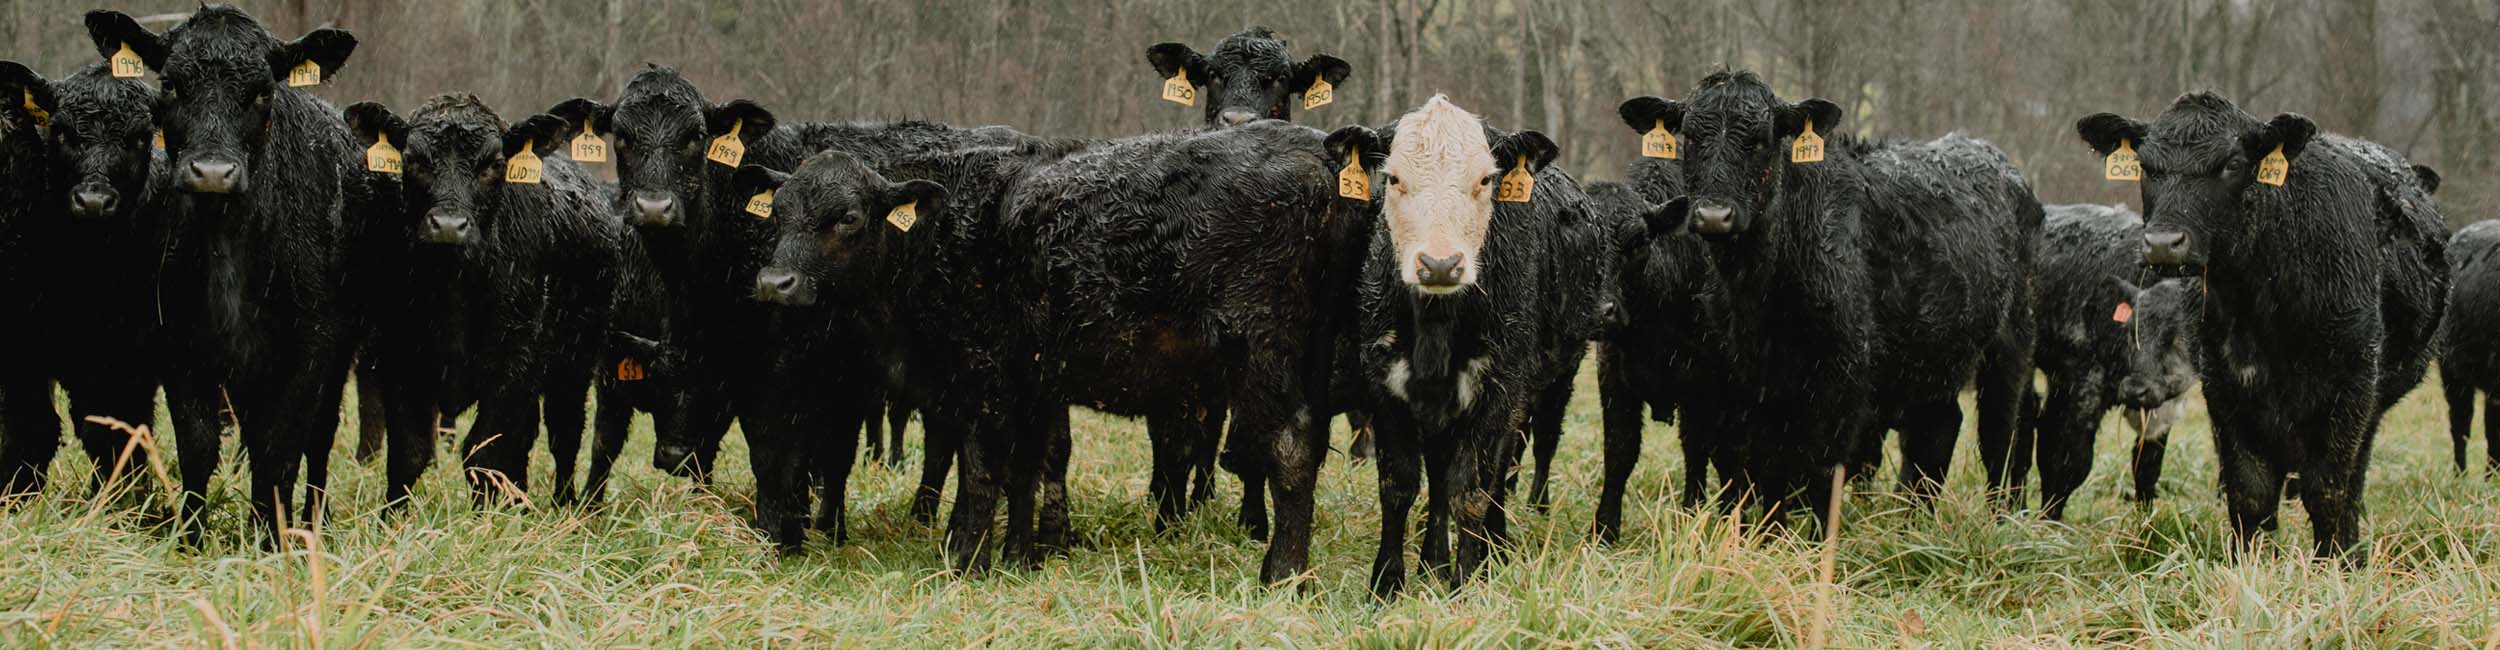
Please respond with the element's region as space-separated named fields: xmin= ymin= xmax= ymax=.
xmin=1479 ymin=174 xmax=1498 ymax=187
xmin=1385 ymin=174 xmax=1403 ymax=191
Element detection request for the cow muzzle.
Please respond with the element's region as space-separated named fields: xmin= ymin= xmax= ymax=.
xmin=1415 ymin=252 xmax=1467 ymax=292
xmin=68 ymin=183 xmax=119 ymax=220
xmin=2142 ymin=228 xmax=2200 ymax=276
xmin=423 ymin=210 xmax=475 ymax=245
xmin=753 ymin=268 xmax=816 ymax=306
xmin=1690 ymin=200 xmax=1737 ymax=236
xmin=182 ymin=158 xmax=246 ymax=194
xmin=631 ymin=191 xmax=680 ymax=228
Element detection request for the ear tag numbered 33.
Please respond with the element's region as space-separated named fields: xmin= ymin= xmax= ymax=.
xmin=1337 ymin=148 xmax=1369 ymax=200
xmin=1496 ymin=154 xmax=1535 ymax=203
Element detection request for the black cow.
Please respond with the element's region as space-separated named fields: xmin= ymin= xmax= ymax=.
xmin=2078 ymin=92 xmax=2447 ymax=560
xmin=84 ymin=6 xmax=367 ymax=543
xmin=2022 ymin=203 xmax=2200 ymax=516
xmin=0 ymin=60 xmax=166 ymax=499
xmin=1147 ymin=27 xmax=1351 ymax=128
xmin=346 ymin=97 xmax=617 ymax=509
xmin=0 ymin=65 xmax=66 ymax=496
xmin=748 ymin=120 xmax=1352 ymax=580
xmin=1327 ymin=96 xmax=1578 ymax=595
xmin=2439 ymin=219 xmax=2500 ymax=474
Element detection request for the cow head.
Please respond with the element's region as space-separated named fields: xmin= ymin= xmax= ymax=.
xmin=740 ymin=152 xmax=944 ymax=308
xmin=1327 ymin=96 xmax=1555 ymax=294
xmin=1625 ymin=71 xmax=1840 ymax=240
xmin=0 ymin=62 xmax=52 ymax=203
xmin=87 ymin=7 xmax=354 ymax=196
xmin=2113 ymin=276 xmax=2199 ymax=409
xmin=2078 ymin=93 xmax=2314 ymax=278
xmin=8 ymin=62 xmax=158 ymax=222
xmin=552 ymin=65 xmax=775 ymax=230
xmin=348 ymin=96 xmax=564 ymax=246
xmin=1147 ymin=27 xmax=1351 ymax=128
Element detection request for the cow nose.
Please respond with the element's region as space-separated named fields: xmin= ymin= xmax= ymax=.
xmin=2144 ymin=230 xmax=2191 ymax=266
xmin=1692 ymin=203 xmax=1735 ymax=234
xmin=424 ymin=212 xmax=473 ymax=244
xmin=1416 ymin=252 xmax=1466 ymax=288
xmin=1599 ymin=301 xmax=1623 ymax=328
xmin=632 ymin=192 xmax=677 ymax=226
xmin=1218 ymin=110 xmax=1259 ymax=127
xmin=754 ymin=269 xmax=807 ymax=305
xmin=185 ymin=159 xmax=242 ymax=194
xmin=69 ymin=187 xmax=118 ymax=219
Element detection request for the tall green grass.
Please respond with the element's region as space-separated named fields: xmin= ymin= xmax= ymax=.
xmin=4 ymin=364 xmax=2497 ymax=647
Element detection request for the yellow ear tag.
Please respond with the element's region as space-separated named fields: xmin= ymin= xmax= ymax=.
xmin=569 ymin=122 xmax=608 ymax=163
xmin=1161 ymin=68 xmax=1196 ymax=107
xmin=745 ymin=189 xmax=774 ymax=219
xmin=110 ymin=42 xmax=145 ymax=79
xmin=2256 ymin=144 xmax=2288 ymax=187
xmin=152 ymin=129 xmax=165 ymax=151
xmin=505 ymin=140 xmax=542 ymax=184
xmin=707 ymin=119 xmax=746 ymax=167
xmin=887 ymin=201 xmax=919 ymax=232
xmin=365 ymin=135 xmax=401 ymax=175
xmin=1303 ymin=77 xmax=1334 ymax=111
xmin=287 ymin=60 xmax=321 ymax=88
xmin=1791 ymin=119 xmax=1825 ymax=163
xmin=2104 ymin=139 xmax=2142 ymax=182
xmin=1641 ymin=119 xmax=1678 ymax=160
xmin=1336 ymin=148 xmax=1369 ymax=200
xmin=21 ymin=89 xmax=49 ymax=129
xmin=1496 ymin=154 xmax=1535 ymax=203
xmin=616 ymin=357 xmax=646 ymax=382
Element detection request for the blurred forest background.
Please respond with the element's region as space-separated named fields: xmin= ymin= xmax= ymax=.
xmin=2 ymin=0 xmax=2493 ymax=223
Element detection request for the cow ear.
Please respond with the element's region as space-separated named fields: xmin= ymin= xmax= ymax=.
xmin=2239 ymin=113 xmax=2317 ymax=164
xmin=706 ymin=99 xmax=777 ymax=143
xmin=548 ymin=97 xmax=614 ymax=135
xmin=84 ymin=11 xmax=166 ymax=72
xmin=1642 ymin=196 xmax=1693 ymax=237
xmin=1292 ymin=54 xmax=1352 ymax=90
xmin=2413 ymin=164 xmax=2441 ymax=195
xmin=1324 ymin=125 xmax=1385 ymax=172
xmin=731 ymin=164 xmax=789 ymax=198
xmin=1618 ymin=96 xmax=1682 ymax=135
xmin=503 ymin=114 xmax=570 ymax=159
xmin=2075 ymin=113 xmax=2149 ymax=157
xmin=1775 ymin=98 xmax=1843 ymax=137
xmin=1494 ymin=130 xmax=1561 ymax=175
xmin=1145 ymin=42 xmax=1207 ymax=84
xmin=876 ymin=178 xmax=947 ymax=221
xmin=270 ymin=28 xmax=358 ymax=85
xmin=341 ymin=101 xmax=404 ymax=149
xmin=2107 ymin=274 xmax=2143 ymax=301
xmin=0 ymin=61 xmax=54 ymax=124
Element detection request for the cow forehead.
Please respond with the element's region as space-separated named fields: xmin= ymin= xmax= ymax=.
xmin=1211 ymin=34 xmax=1292 ymax=70
xmin=163 ymin=11 xmax=280 ymax=76
xmin=1388 ymin=100 xmax=1493 ymax=179
xmin=53 ymin=75 xmax=155 ymax=133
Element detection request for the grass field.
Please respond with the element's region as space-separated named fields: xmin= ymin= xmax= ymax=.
xmin=5 ymin=361 xmax=2500 ymax=648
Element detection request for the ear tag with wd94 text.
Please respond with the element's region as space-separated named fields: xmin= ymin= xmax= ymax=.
xmin=505 ymin=140 xmax=542 ymax=184
xmin=366 ymin=135 xmax=402 ymax=175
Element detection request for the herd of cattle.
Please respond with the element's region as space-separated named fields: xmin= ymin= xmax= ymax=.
xmin=0 ymin=7 xmax=2488 ymax=597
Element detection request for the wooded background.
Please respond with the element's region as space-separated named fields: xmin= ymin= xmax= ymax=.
xmin=4 ymin=0 xmax=2492 ymax=223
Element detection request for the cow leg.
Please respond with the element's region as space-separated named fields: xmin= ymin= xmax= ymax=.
xmin=1187 ymin=398 xmax=1227 ymax=508
xmin=66 ymin=377 xmax=156 ymax=497
xmin=656 ymin=387 xmax=731 ymax=483
xmin=811 ymin=393 xmax=869 ymax=538
xmin=1448 ymin=418 xmax=1508 ymax=589
xmin=1894 ymin=399 xmax=1961 ymax=499
xmin=1036 ymin=407 xmax=1074 ymax=556
xmin=1348 ymin=412 xmax=1376 ymax=460
xmin=750 ymin=406 xmax=814 ymax=553
xmin=580 ymin=387 xmax=633 ymax=506
xmin=1418 ymin=436 xmax=1453 ymax=584
xmin=1368 ymin=407 xmax=1421 ymax=598
xmin=1220 ymin=406 xmax=1270 ymax=541
xmin=0 ymin=376 xmax=62 ymax=498
xmin=299 ymin=367 xmax=348 ymax=529
xmin=913 ymin=409 xmax=962 ymax=525
xmin=2485 ymin=392 xmax=2500 ymax=475
xmin=1145 ymin=408 xmax=1197 ymax=531
xmin=354 ymin=363 xmax=387 ymax=464
xmin=1526 ymin=375 xmax=1570 ymax=513
xmin=2444 ymin=369 xmax=2473 ymax=473
xmin=885 ymin=399 xmax=911 ymax=469
xmin=161 ymin=381 xmax=224 ymax=546
xmin=2215 ymin=431 xmax=2283 ymax=556
xmin=2126 ymin=403 xmax=2175 ymax=503
xmin=1244 ymin=379 xmax=1321 ymax=585
xmin=381 ymin=377 xmax=439 ymax=512
xmin=860 ymin=383 xmax=887 ymax=465
xmin=943 ymin=408 xmax=1010 ymax=574
xmin=2034 ymin=375 xmax=2104 ymax=520
xmin=999 ymin=404 xmax=1051 ymax=569
xmin=1974 ymin=307 xmax=2033 ymax=509
xmin=542 ymin=376 xmax=592 ymax=507
xmin=1593 ymin=357 xmax=1644 ymax=544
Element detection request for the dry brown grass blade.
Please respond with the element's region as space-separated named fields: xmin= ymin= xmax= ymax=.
xmin=84 ymin=416 xmax=178 ymax=505
xmin=1811 ymin=464 xmax=1847 ymax=649
xmin=283 ymin=527 xmax=329 ymax=650
xmin=185 ymin=598 xmax=241 ymax=650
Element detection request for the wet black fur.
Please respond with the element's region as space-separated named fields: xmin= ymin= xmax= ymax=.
xmin=1146 ymin=27 xmax=1351 ymax=127
xmin=2441 ymin=220 xmax=2500 ymax=474
xmin=2023 ymin=204 xmax=2199 ymax=516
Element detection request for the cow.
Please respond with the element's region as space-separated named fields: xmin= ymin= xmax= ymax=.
xmin=1326 ymin=96 xmax=1579 ymax=595
xmin=0 ymin=60 xmax=166 ymax=500
xmin=82 ymin=6 xmax=366 ymax=543
xmin=2022 ymin=203 xmax=2199 ymax=516
xmin=345 ymin=97 xmax=617 ymax=509
xmin=2439 ymin=218 xmax=2500 ymax=474
xmin=0 ymin=64 xmax=66 ymax=497
xmin=1147 ymin=26 xmax=1352 ymax=128
xmin=2078 ymin=91 xmax=2447 ymax=560
xmin=1583 ymin=163 xmax=1733 ymax=539
xmin=747 ymin=120 xmax=1354 ymax=581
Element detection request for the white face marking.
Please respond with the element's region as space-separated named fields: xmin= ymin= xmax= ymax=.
xmin=2122 ymin=399 xmax=2186 ymax=441
xmin=1384 ymin=359 xmax=1411 ymax=402
xmin=1383 ymin=95 xmax=1496 ymax=294
xmin=1454 ymin=357 xmax=1489 ymax=411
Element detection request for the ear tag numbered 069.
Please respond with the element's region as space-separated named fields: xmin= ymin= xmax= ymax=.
xmin=1641 ymin=119 xmax=1678 ymax=160
xmin=1303 ymin=77 xmax=1334 ymax=111
xmin=708 ymin=119 xmax=746 ymax=167
xmin=1337 ymin=148 xmax=1369 ymax=200
xmin=505 ymin=140 xmax=542 ymax=184
xmin=110 ymin=42 xmax=145 ymax=78
xmin=2104 ymin=139 xmax=2142 ymax=181
xmin=1791 ymin=119 xmax=1825 ymax=163
xmin=1161 ymin=68 xmax=1196 ymax=107
xmin=569 ymin=122 xmax=608 ymax=163
xmin=366 ymin=135 xmax=402 ymax=175
xmin=2256 ymin=144 xmax=2288 ymax=187
xmin=1496 ymin=154 xmax=1535 ymax=203
xmin=288 ymin=60 xmax=322 ymax=88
